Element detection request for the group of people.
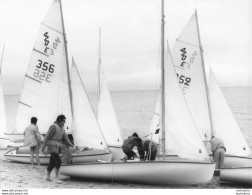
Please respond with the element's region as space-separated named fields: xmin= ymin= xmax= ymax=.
xmin=121 ymin=132 xmax=226 ymax=169
xmin=122 ymin=133 xmax=158 ymax=161
xmin=24 ymin=114 xmax=226 ymax=184
xmin=23 ymin=115 xmax=73 ymax=184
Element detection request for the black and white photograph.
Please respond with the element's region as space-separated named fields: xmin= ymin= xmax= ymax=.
xmin=0 ymin=0 xmax=251 ymax=193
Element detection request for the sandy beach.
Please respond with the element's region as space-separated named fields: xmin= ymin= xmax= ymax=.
xmin=1 ymin=148 xmax=251 ymax=190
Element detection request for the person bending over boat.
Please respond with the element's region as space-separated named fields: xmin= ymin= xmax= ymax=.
xmin=24 ymin=117 xmax=42 ymax=167
xmin=211 ymin=136 xmax=226 ymax=169
xmin=41 ymin=115 xmax=73 ymax=183
xmin=135 ymin=138 xmax=157 ymax=161
xmin=122 ymin=136 xmax=139 ymax=160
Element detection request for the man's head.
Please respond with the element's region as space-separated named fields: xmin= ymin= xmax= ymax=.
xmin=132 ymin=132 xmax=139 ymax=138
xmin=31 ymin=117 xmax=38 ymax=125
xmin=56 ymin=114 xmax=66 ymax=126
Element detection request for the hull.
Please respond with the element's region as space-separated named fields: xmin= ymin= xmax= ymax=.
xmin=0 ymin=138 xmax=9 ymax=149
xmin=4 ymin=147 xmax=112 ymax=165
xmin=108 ymin=145 xmax=125 ymax=161
xmin=220 ymin=167 xmax=252 ymax=185
xmin=60 ymin=159 xmax=215 ymax=186
xmin=224 ymin=155 xmax=252 ymax=168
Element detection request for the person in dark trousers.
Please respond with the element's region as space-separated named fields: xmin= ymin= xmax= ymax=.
xmin=24 ymin=117 xmax=42 ymax=167
xmin=211 ymin=136 xmax=226 ymax=169
xmin=135 ymin=138 xmax=158 ymax=161
xmin=122 ymin=136 xmax=138 ymax=160
xmin=41 ymin=115 xmax=73 ymax=183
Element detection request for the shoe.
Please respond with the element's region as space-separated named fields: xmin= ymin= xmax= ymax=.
xmin=54 ymin=179 xmax=62 ymax=184
xmin=46 ymin=178 xmax=52 ymax=182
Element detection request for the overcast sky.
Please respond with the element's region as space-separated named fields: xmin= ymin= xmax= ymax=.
xmin=0 ymin=0 xmax=251 ymax=94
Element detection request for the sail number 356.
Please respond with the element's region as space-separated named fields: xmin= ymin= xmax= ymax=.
xmin=33 ymin=59 xmax=54 ymax=82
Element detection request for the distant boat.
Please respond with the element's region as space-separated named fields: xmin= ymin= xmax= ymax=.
xmin=4 ymin=0 xmax=111 ymax=163
xmin=172 ymin=11 xmax=252 ymax=168
xmin=0 ymin=45 xmax=9 ymax=148
xmin=60 ymin=0 xmax=215 ymax=186
xmin=97 ymin=28 xmax=125 ymax=161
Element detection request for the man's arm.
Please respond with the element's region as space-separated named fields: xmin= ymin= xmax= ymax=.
xmin=42 ymin=125 xmax=56 ymax=147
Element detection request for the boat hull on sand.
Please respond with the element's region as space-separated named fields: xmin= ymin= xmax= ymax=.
xmin=220 ymin=167 xmax=252 ymax=185
xmin=4 ymin=147 xmax=112 ymax=165
xmin=60 ymin=160 xmax=215 ymax=186
xmin=224 ymin=155 xmax=252 ymax=168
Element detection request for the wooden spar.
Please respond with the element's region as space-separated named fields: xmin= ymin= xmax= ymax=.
xmin=59 ymin=0 xmax=74 ymax=117
xmin=195 ymin=10 xmax=214 ymax=139
xmin=161 ymin=0 xmax=166 ymax=160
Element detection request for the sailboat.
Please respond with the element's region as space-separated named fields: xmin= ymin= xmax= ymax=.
xmin=172 ymin=11 xmax=252 ymax=168
xmin=60 ymin=0 xmax=215 ymax=186
xmin=0 ymin=45 xmax=10 ymax=149
xmin=4 ymin=0 xmax=112 ymax=164
xmin=97 ymin=28 xmax=125 ymax=161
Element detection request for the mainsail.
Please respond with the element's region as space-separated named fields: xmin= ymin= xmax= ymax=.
xmin=172 ymin=13 xmax=212 ymax=143
xmin=208 ymin=69 xmax=251 ymax=156
xmin=13 ymin=0 xmax=72 ymax=134
xmin=71 ymin=58 xmax=107 ymax=150
xmin=97 ymin=29 xmax=122 ymax=148
xmin=97 ymin=66 xmax=123 ymax=147
xmin=0 ymin=45 xmax=8 ymax=143
xmin=163 ymin=44 xmax=209 ymax=160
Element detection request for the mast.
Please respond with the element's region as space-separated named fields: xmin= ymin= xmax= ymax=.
xmin=97 ymin=28 xmax=101 ymax=105
xmin=161 ymin=0 xmax=166 ymax=159
xmin=195 ymin=10 xmax=214 ymax=139
xmin=0 ymin=45 xmax=5 ymax=74
xmin=59 ymin=0 xmax=74 ymax=117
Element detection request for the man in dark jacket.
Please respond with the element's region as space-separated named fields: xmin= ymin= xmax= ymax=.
xmin=41 ymin=115 xmax=73 ymax=183
xmin=122 ymin=136 xmax=138 ymax=160
xmin=136 ymin=138 xmax=157 ymax=161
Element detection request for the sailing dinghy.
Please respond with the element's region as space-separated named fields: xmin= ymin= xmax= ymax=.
xmin=0 ymin=45 xmax=9 ymax=149
xmin=4 ymin=0 xmax=112 ymax=164
xmin=220 ymin=167 xmax=252 ymax=185
xmin=97 ymin=29 xmax=125 ymax=161
xmin=172 ymin=11 xmax=252 ymax=168
xmin=60 ymin=1 xmax=215 ymax=185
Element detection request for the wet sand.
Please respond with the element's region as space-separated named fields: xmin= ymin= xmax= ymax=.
xmin=0 ymin=148 xmax=250 ymax=189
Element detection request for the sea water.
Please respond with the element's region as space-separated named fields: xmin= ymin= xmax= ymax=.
xmin=4 ymin=87 xmax=252 ymax=150
xmin=3 ymin=87 xmax=252 ymax=188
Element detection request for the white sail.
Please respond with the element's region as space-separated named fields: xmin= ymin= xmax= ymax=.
xmin=0 ymin=45 xmax=9 ymax=147
xmin=208 ymin=69 xmax=251 ymax=156
xmin=164 ymin=44 xmax=209 ymax=160
xmin=97 ymin=67 xmax=123 ymax=147
xmin=71 ymin=58 xmax=107 ymax=150
xmin=172 ymin=13 xmax=212 ymax=142
xmin=14 ymin=0 xmax=72 ymax=134
xmin=148 ymin=90 xmax=161 ymax=144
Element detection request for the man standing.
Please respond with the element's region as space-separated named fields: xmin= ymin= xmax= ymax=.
xmin=211 ymin=136 xmax=226 ymax=169
xmin=41 ymin=115 xmax=73 ymax=183
xmin=24 ymin=117 xmax=42 ymax=167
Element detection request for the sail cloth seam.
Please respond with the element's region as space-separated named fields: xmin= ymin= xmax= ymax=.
xmin=25 ymin=74 xmax=42 ymax=83
xmin=41 ymin=23 xmax=63 ymax=35
xmin=33 ymin=48 xmax=49 ymax=57
xmin=19 ymin=101 xmax=32 ymax=108
xmin=176 ymin=39 xmax=199 ymax=48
